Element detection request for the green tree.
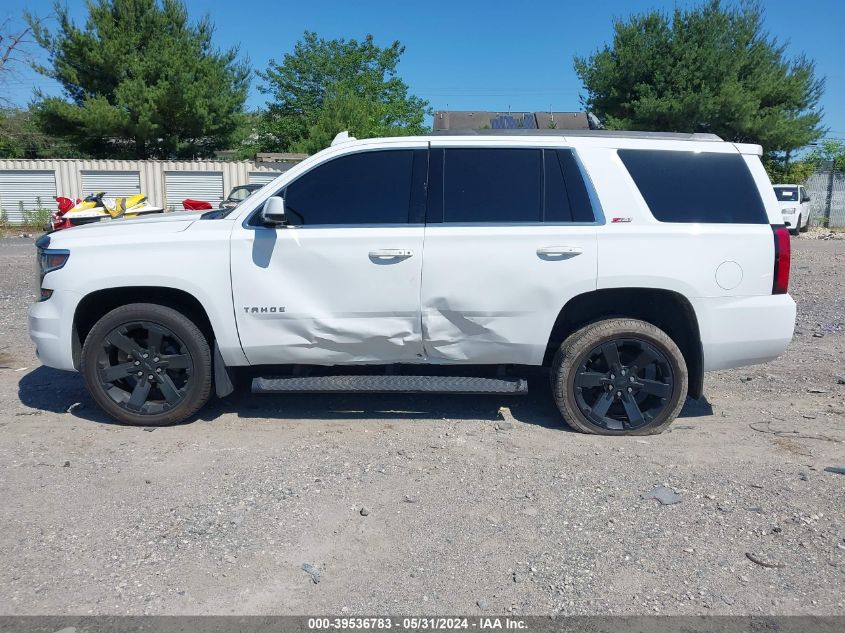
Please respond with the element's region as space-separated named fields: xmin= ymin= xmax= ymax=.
xmin=574 ymin=1 xmax=824 ymax=156
xmin=29 ymin=0 xmax=249 ymax=158
xmin=290 ymin=84 xmax=424 ymax=155
xmin=805 ymin=139 xmax=845 ymax=171
xmin=258 ymin=31 xmax=428 ymax=152
xmin=0 ymin=107 xmax=83 ymax=158
xmin=762 ymin=156 xmax=815 ymax=184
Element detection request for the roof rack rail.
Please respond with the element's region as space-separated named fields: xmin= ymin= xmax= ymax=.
xmin=428 ymin=129 xmax=723 ymax=142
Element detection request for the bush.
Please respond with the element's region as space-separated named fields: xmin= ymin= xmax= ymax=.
xmin=763 ymin=157 xmax=816 ymax=185
xmin=21 ymin=208 xmax=52 ymax=229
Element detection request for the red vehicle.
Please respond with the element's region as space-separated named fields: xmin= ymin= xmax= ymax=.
xmin=182 ymin=199 xmax=213 ymax=211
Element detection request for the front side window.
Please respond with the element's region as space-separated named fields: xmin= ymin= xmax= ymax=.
xmin=283 ymin=150 xmax=414 ymax=225
xmin=619 ymin=149 xmax=768 ymax=224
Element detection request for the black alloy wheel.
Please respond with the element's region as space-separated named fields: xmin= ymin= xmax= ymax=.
xmin=551 ymin=318 xmax=688 ymax=435
xmin=96 ymin=321 xmax=193 ymax=415
xmin=572 ymin=338 xmax=673 ymax=431
xmin=81 ymin=303 xmax=212 ymax=426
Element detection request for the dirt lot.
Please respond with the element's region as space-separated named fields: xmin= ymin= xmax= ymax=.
xmin=0 ymin=235 xmax=843 ymax=616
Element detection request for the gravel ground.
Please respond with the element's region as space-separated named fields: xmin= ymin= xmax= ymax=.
xmin=0 ymin=235 xmax=843 ymax=616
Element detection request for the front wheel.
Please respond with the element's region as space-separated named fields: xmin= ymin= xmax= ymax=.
xmin=799 ymin=215 xmax=809 ymax=233
xmin=790 ymin=216 xmax=801 ymax=236
xmin=81 ymin=303 xmax=212 ymax=426
xmin=551 ymin=318 xmax=688 ymax=435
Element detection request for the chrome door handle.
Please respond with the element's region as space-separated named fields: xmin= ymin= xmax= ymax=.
xmin=537 ymin=246 xmax=583 ymax=257
xmin=369 ymin=249 xmax=413 ymax=259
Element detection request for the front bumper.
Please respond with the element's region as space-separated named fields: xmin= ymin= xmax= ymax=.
xmin=781 ymin=211 xmax=800 ymax=228
xmin=692 ymin=294 xmax=796 ymax=372
xmin=28 ymin=289 xmax=80 ymax=371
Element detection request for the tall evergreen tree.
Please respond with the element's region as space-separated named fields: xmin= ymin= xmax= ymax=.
xmin=574 ymin=1 xmax=824 ymax=156
xmin=29 ymin=0 xmax=249 ymax=158
xmin=258 ymin=31 xmax=428 ymax=152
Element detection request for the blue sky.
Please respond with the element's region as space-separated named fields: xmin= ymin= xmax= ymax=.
xmin=2 ymin=0 xmax=843 ymax=142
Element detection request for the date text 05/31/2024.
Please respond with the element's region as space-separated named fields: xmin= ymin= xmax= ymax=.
xmin=307 ymin=617 xmax=528 ymax=630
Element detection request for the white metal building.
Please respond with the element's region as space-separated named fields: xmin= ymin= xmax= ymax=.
xmin=0 ymin=158 xmax=299 ymax=223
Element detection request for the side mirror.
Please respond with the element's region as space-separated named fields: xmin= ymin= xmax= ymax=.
xmin=261 ymin=196 xmax=287 ymax=226
xmin=803 ymin=196 xmax=811 ymax=203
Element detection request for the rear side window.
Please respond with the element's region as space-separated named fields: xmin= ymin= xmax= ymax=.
xmin=443 ymin=148 xmax=541 ymax=222
xmin=436 ymin=147 xmax=595 ymax=223
xmin=545 ymin=150 xmax=595 ymax=223
xmin=284 ymin=150 xmax=414 ymax=225
xmin=618 ymin=149 xmax=767 ymax=224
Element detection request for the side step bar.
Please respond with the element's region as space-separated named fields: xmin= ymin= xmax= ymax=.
xmin=252 ymin=375 xmax=528 ymax=395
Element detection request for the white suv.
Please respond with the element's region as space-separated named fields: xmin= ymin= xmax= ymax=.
xmin=29 ymin=130 xmax=796 ymax=435
xmin=773 ymin=183 xmax=811 ymax=235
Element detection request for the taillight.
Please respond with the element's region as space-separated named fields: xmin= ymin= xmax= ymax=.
xmin=772 ymin=225 xmax=790 ymax=294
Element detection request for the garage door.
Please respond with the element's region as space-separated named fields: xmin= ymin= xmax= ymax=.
xmin=81 ymin=171 xmax=141 ymax=197
xmin=249 ymin=171 xmax=282 ymax=186
xmin=165 ymin=171 xmax=224 ymax=210
xmin=0 ymin=170 xmax=57 ymax=223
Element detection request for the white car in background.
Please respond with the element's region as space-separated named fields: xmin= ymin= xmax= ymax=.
xmin=773 ymin=184 xmax=811 ymax=235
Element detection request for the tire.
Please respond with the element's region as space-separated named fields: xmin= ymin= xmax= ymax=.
xmin=551 ymin=318 xmax=688 ymax=436
xmin=81 ymin=303 xmax=212 ymax=426
xmin=790 ymin=216 xmax=801 ymax=236
xmin=800 ymin=215 xmax=809 ymax=233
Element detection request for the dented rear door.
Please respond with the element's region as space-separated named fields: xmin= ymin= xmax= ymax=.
xmin=420 ymin=145 xmax=599 ymax=365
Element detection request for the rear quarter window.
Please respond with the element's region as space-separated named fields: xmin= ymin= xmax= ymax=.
xmin=618 ymin=149 xmax=767 ymax=224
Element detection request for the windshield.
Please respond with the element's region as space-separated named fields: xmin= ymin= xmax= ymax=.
xmin=774 ymin=186 xmax=798 ymax=202
xmin=228 ymin=187 xmax=254 ymax=202
xmin=209 ymin=187 xmax=266 ymax=219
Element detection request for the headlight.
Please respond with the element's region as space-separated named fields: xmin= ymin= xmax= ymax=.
xmin=41 ymin=250 xmax=70 ymax=273
xmin=782 ymin=208 xmax=796 ymax=214
xmin=37 ymin=248 xmax=70 ymax=294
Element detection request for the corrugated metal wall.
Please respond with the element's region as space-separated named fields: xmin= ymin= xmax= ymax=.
xmin=0 ymin=170 xmax=57 ymax=223
xmin=249 ymin=171 xmax=283 ymax=185
xmin=805 ymin=170 xmax=845 ymax=228
xmin=164 ymin=171 xmax=224 ymax=209
xmin=81 ymin=171 xmax=142 ymax=197
xmin=0 ymin=158 xmax=285 ymax=223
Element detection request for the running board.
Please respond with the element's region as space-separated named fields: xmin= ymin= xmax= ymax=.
xmin=251 ymin=375 xmax=528 ymax=395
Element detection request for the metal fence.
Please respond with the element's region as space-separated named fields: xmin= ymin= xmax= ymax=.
xmin=804 ymin=170 xmax=845 ymax=228
xmin=0 ymin=158 xmax=300 ymax=224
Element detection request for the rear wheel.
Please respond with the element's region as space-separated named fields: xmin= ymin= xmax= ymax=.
xmin=551 ymin=318 xmax=688 ymax=435
xmin=81 ymin=303 xmax=212 ymax=426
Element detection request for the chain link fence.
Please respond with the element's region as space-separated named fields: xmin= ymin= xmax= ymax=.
xmin=804 ymin=170 xmax=845 ymax=228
